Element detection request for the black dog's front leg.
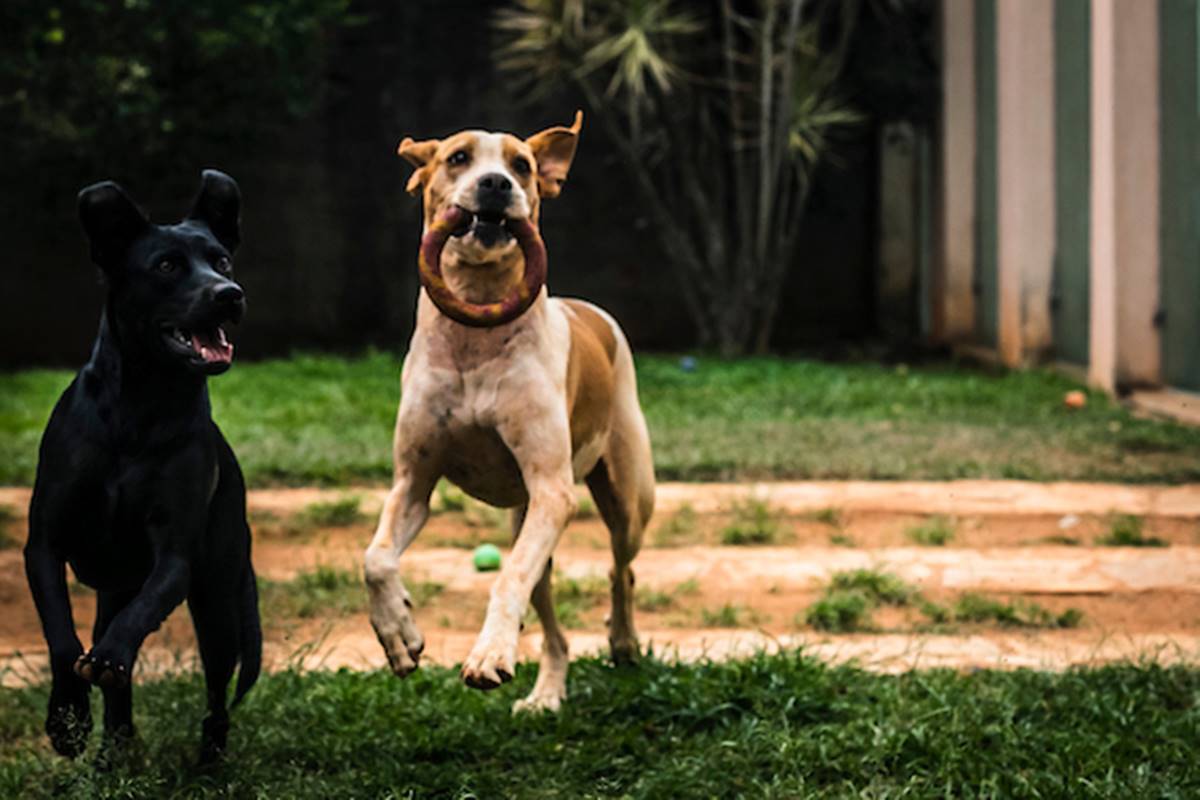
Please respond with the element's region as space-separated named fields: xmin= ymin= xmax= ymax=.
xmin=75 ymin=550 xmax=192 ymax=689
xmin=24 ymin=538 xmax=92 ymax=757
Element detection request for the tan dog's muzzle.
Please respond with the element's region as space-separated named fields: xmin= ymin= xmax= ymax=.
xmin=418 ymin=205 xmax=547 ymax=327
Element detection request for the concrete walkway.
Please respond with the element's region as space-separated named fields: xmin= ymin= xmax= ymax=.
xmin=358 ymin=544 xmax=1200 ymax=596
xmin=6 ymin=479 xmax=1195 ymax=518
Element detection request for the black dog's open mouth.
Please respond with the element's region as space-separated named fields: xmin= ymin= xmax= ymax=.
xmin=450 ymin=208 xmax=514 ymax=248
xmin=162 ymin=324 xmax=234 ymax=367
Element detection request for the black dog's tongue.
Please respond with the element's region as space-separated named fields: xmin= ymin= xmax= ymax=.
xmin=191 ymin=328 xmax=233 ymax=364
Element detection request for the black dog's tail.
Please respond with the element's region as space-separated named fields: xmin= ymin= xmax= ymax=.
xmin=232 ymin=564 xmax=262 ymax=706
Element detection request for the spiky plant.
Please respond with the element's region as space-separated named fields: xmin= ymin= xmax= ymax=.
xmin=495 ymin=0 xmax=862 ymax=354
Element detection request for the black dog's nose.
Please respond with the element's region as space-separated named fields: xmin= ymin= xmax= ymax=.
xmin=213 ymin=283 xmax=244 ymax=305
xmin=210 ymin=282 xmax=246 ymax=323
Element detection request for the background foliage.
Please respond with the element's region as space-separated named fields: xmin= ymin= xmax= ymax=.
xmin=0 ymin=0 xmax=353 ymax=171
xmin=0 ymin=1 xmax=939 ymax=367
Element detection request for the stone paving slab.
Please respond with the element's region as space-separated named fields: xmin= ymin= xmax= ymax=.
xmin=5 ymin=480 xmax=1199 ymax=521
xmin=653 ymin=481 xmax=1200 ymax=517
xmin=368 ymin=546 xmax=1200 ymax=596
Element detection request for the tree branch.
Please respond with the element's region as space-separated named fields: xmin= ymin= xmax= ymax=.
xmin=753 ymin=0 xmax=778 ymax=269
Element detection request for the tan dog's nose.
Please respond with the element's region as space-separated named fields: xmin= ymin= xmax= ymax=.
xmin=476 ymin=172 xmax=513 ymax=210
xmin=479 ymin=173 xmax=511 ymax=192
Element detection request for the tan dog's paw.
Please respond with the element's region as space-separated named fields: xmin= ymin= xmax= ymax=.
xmin=371 ymin=620 xmax=424 ymax=678
xmin=382 ymin=636 xmax=423 ymax=677
xmin=609 ymin=634 xmax=640 ymax=667
xmin=512 ymin=686 xmax=564 ymax=714
xmin=460 ymin=639 xmax=516 ymax=690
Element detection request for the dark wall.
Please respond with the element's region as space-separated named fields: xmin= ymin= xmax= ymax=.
xmin=0 ymin=0 xmax=876 ymax=369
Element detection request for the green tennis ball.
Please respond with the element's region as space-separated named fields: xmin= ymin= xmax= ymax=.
xmin=472 ymin=543 xmax=502 ymax=572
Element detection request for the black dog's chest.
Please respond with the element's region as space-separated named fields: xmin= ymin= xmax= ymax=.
xmin=65 ymin=469 xmax=158 ymax=591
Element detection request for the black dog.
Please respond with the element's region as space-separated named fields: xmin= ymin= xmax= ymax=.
xmin=24 ymin=170 xmax=261 ymax=763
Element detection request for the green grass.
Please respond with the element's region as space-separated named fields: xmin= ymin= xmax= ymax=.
xmin=637 ymin=356 xmax=1200 ymax=483
xmin=805 ymin=569 xmax=916 ymax=632
xmin=906 ymin=515 xmax=955 ymax=546
xmin=829 ymin=533 xmax=856 ymax=547
xmin=634 ymin=588 xmax=674 ymax=612
xmin=548 ymin=575 xmax=609 ymax=629
xmin=258 ymin=566 xmax=366 ymax=620
xmin=651 ymin=503 xmax=698 ymax=547
xmin=0 ymin=505 xmax=18 ymax=550
xmin=829 ymin=568 xmax=915 ymax=606
xmin=806 ymin=507 xmax=843 ymax=527
xmin=719 ymin=498 xmax=783 ymax=545
xmin=574 ymin=496 xmax=598 ymax=520
xmin=804 ymin=589 xmax=873 ymax=632
xmin=432 ymin=496 xmax=511 ymax=549
xmin=4 ymin=353 xmax=1200 ymax=486
xmin=1 ymin=656 xmax=1199 ymax=797
xmin=1039 ymin=534 xmax=1082 ymax=546
xmin=698 ymin=603 xmax=750 ymax=628
xmin=947 ymin=594 xmax=1083 ymax=629
xmin=633 ymin=578 xmax=702 ymax=614
xmin=463 ymin=500 xmax=509 ymax=532
xmin=293 ymin=495 xmax=365 ymax=529
xmin=1096 ymin=514 xmax=1168 ymax=547
xmin=259 ymin=567 xmax=442 ymax=621
xmin=432 ymin=480 xmax=467 ymax=514
xmin=805 ymin=571 xmax=1083 ymax=633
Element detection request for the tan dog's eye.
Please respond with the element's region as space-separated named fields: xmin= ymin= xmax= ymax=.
xmin=512 ymin=157 xmax=531 ymax=177
xmin=447 ymin=150 xmax=470 ymax=167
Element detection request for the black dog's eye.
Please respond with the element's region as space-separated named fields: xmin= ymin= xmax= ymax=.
xmin=447 ymin=150 xmax=470 ymax=167
xmin=512 ymin=157 xmax=531 ymax=177
xmin=215 ymin=256 xmax=233 ymax=274
xmin=156 ymin=259 xmax=177 ymax=274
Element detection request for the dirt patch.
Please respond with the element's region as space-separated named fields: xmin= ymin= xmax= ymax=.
xmin=2 ymin=481 xmax=1200 ymax=686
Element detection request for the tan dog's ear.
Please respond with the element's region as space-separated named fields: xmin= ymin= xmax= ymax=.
xmin=525 ymin=110 xmax=583 ymax=199
xmin=397 ymin=137 xmax=440 ymax=196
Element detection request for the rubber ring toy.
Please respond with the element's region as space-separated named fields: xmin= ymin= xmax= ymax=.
xmin=418 ymin=205 xmax=548 ymax=327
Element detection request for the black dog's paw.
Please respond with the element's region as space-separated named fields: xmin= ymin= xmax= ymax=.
xmin=94 ymin=724 xmax=141 ymax=772
xmin=74 ymin=650 xmax=131 ymax=689
xmin=46 ymin=689 xmax=93 ymax=758
xmin=198 ymin=714 xmax=230 ymax=765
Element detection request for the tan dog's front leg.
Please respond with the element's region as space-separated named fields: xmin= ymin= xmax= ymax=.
xmin=364 ymin=467 xmax=435 ymax=677
xmin=461 ymin=472 xmax=575 ymax=690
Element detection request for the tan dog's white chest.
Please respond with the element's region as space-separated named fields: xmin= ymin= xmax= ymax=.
xmin=397 ymin=297 xmax=600 ymax=507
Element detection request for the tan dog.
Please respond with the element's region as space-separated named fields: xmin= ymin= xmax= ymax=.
xmin=365 ymin=112 xmax=655 ymax=713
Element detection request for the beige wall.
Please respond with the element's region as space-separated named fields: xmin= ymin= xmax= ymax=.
xmin=1089 ymin=0 xmax=1161 ymax=391
xmin=936 ymin=0 xmax=976 ymax=343
xmin=996 ymin=0 xmax=1056 ymax=367
xmin=936 ymin=0 xmax=1164 ymax=387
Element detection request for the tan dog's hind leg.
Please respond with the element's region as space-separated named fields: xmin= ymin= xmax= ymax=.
xmin=512 ymin=554 xmax=569 ymax=714
xmin=461 ymin=411 xmax=576 ymax=690
xmin=588 ymin=347 xmax=655 ymax=665
xmin=364 ymin=466 xmax=436 ymax=677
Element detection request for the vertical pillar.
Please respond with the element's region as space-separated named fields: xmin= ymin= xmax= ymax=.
xmin=996 ymin=0 xmax=1056 ymax=366
xmin=935 ymin=0 xmax=977 ymax=342
xmin=1089 ymin=0 xmax=1161 ymax=392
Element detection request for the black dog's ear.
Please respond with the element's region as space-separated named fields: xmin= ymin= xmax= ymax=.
xmin=78 ymin=181 xmax=149 ymax=270
xmin=187 ymin=169 xmax=241 ymax=252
